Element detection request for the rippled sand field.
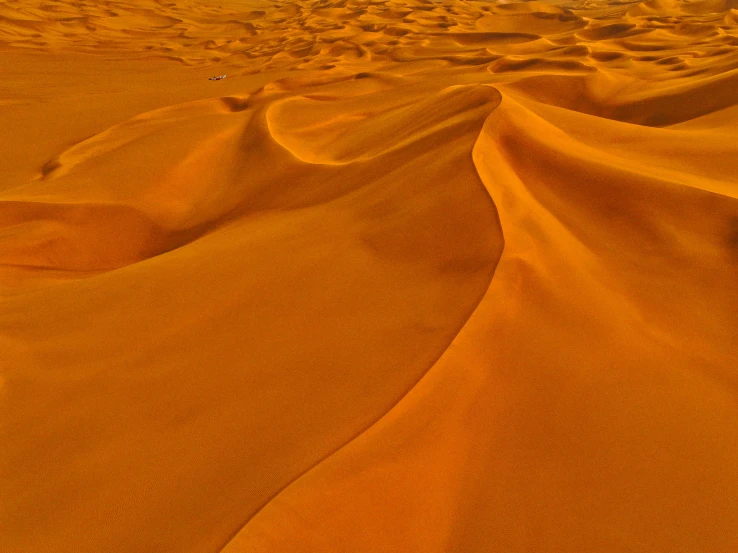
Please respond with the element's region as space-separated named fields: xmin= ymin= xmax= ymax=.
xmin=1 ymin=0 xmax=737 ymax=551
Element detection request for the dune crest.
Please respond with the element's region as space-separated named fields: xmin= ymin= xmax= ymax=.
xmin=1 ymin=0 xmax=737 ymax=551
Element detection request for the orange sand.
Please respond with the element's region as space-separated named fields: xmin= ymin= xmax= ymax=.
xmin=1 ymin=0 xmax=737 ymax=551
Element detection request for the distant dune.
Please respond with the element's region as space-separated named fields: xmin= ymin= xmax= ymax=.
xmin=1 ymin=0 xmax=737 ymax=551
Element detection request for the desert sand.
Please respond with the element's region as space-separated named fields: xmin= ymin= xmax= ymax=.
xmin=1 ymin=0 xmax=737 ymax=551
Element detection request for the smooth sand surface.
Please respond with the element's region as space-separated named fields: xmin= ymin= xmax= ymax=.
xmin=1 ymin=0 xmax=737 ymax=551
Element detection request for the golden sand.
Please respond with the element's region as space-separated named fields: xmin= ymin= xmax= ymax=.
xmin=1 ymin=0 xmax=737 ymax=551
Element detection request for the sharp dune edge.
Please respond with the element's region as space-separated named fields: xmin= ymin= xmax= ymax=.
xmin=1 ymin=0 xmax=737 ymax=551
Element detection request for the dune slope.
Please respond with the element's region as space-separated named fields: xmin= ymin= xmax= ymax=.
xmin=1 ymin=0 xmax=737 ymax=551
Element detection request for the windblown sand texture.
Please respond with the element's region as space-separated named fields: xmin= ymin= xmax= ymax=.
xmin=1 ymin=0 xmax=738 ymax=550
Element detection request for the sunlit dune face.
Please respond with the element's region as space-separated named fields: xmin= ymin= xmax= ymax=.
xmin=1 ymin=0 xmax=737 ymax=552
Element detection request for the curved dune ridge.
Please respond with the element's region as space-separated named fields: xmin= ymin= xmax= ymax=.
xmin=1 ymin=0 xmax=737 ymax=551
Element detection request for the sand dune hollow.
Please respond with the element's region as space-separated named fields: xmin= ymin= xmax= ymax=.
xmin=1 ymin=0 xmax=737 ymax=551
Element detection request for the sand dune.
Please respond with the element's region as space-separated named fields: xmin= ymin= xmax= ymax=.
xmin=1 ymin=0 xmax=737 ymax=551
